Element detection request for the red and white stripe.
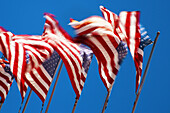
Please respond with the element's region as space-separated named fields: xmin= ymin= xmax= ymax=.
xmin=13 ymin=35 xmax=53 ymax=72
xmin=0 ymin=64 xmax=13 ymax=103
xmin=70 ymin=16 xmax=120 ymax=91
xmin=43 ymin=13 xmax=85 ymax=98
xmin=99 ymin=6 xmax=127 ymax=42
xmin=0 ymin=32 xmax=54 ymax=101
xmin=0 ymin=32 xmax=28 ymax=100
xmin=12 ymin=35 xmax=56 ymax=102
xmin=119 ymin=11 xmax=142 ymax=92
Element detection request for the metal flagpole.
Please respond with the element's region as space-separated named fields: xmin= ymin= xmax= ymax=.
xmin=22 ymin=89 xmax=32 ymax=113
xmin=71 ymin=97 xmax=79 ymax=113
xmin=18 ymin=101 xmax=24 ymax=113
xmin=132 ymin=31 xmax=160 ymax=113
xmin=101 ymin=83 xmax=114 ymax=113
xmin=45 ymin=61 xmax=64 ymax=113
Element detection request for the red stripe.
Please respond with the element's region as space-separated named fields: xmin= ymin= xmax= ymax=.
xmin=24 ymin=77 xmax=45 ymax=102
xmin=0 ymin=34 xmax=7 ymax=58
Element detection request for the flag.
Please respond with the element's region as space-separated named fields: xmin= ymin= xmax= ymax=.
xmin=0 ymin=32 xmax=54 ymax=101
xmin=24 ymin=51 xmax=60 ymax=102
xmin=119 ymin=11 xmax=153 ymax=92
xmin=99 ymin=6 xmax=127 ymax=42
xmin=43 ymin=13 xmax=93 ymax=99
xmin=69 ymin=16 xmax=121 ymax=91
xmin=0 ymin=59 xmax=13 ymax=103
xmin=79 ymin=45 xmax=93 ymax=89
xmin=12 ymin=34 xmax=61 ymax=102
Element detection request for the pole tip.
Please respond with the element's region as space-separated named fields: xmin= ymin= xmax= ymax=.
xmin=157 ymin=31 xmax=160 ymax=34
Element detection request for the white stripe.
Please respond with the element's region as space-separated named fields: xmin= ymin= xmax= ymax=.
xmin=129 ymin=12 xmax=137 ymax=58
xmin=76 ymin=22 xmax=113 ymax=35
xmin=25 ymin=73 xmax=46 ymax=99
xmin=88 ymin=36 xmax=117 ymax=80
xmin=27 ymin=50 xmax=39 ymax=68
xmin=0 ymin=69 xmax=12 ymax=81
xmin=0 ymin=78 xmax=10 ymax=91
xmin=80 ymin=80 xmax=84 ymax=87
xmin=24 ymin=45 xmax=45 ymax=63
xmin=138 ymin=48 xmax=144 ymax=56
xmin=17 ymin=44 xmax=24 ymax=94
xmin=10 ymin=42 xmax=21 ymax=91
xmin=39 ymin=65 xmax=52 ymax=82
xmin=1 ymin=34 xmax=9 ymax=59
xmin=49 ymin=41 xmax=82 ymax=95
xmin=50 ymin=34 xmax=82 ymax=76
xmin=32 ymin=68 xmax=50 ymax=90
xmin=101 ymin=63 xmax=111 ymax=89
xmin=141 ymin=31 xmax=147 ymax=36
xmin=119 ymin=12 xmax=128 ymax=37
xmin=92 ymin=28 xmax=120 ymax=44
xmin=0 ymin=86 xmax=7 ymax=99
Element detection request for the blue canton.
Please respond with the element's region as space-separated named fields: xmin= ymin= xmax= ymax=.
xmin=79 ymin=44 xmax=93 ymax=74
xmin=116 ymin=41 xmax=128 ymax=65
xmin=42 ymin=51 xmax=61 ymax=78
xmin=139 ymin=25 xmax=153 ymax=50
xmin=4 ymin=63 xmax=14 ymax=80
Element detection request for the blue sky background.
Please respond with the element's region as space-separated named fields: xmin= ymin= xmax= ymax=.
xmin=0 ymin=0 xmax=169 ymax=113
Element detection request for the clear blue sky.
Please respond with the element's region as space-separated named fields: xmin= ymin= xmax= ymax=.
xmin=0 ymin=0 xmax=169 ymax=113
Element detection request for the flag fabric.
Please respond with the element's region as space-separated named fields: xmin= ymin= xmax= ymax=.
xmin=119 ymin=11 xmax=153 ymax=92
xmin=43 ymin=13 xmax=93 ymax=99
xmin=79 ymin=45 xmax=93 ymax=88
xmin=0 ymin=32 xmax=28 ymax=100
xmin=0 ymin=32 xmax=54 ymax=101
xmin=99 ymin=6 xmax=127 ymax=42
xmin=99 ymin=6 xmax=128 ymax=65
xmin=69 ymin=16 xmax=121 ymax=91
xmin=24 ymin=51 xmax=60 ymax=102
xmin=12 ymin=34 xmax=61 ymax=102
xmin=0 ymin=59 xmax=14 ymax=103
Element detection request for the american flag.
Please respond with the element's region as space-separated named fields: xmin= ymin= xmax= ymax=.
xmin=100 ymin=6 xmax=128 ymax=66
xmin=43 ymin=13 xmax=93 ymax=99
xmin=69 ymin=16 xmax=121 ymax=91
xmin=119 ymin=11 xmax=153 ymax=92
xmin=12 ymin=34 xmax=61 ymax=102
xmin=24 ymin=51 xmax=60 ymax=102
xmin=79 ymin=45 xmax=93 ymax=89
xmin=99 ymin=6 xmax=127 ymax=42
xmin=0 ymin=59 xmax=13 ymax=103
xmin=0 ymin=32 xmax=54 ymax=101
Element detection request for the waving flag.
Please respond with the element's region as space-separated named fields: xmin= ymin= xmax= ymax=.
xmin=0 ymin=59 xmax=13 ymax=103
xmin=119 ymin=11 xmax=153 ymax=92
xmin=43 ymin=13 xmax=93 ymax=99
xmin=0 ymin=31 xmax=54 ymax=100
xmin=70 ymin=16 xmax=121 ymax=91
xmin=10 ymin=34 xmax=61 ymax=102
xmin=99 ymin=6 xmax=127 ymax=42
xmin=24 ymin=51 xmax=60 ymax=102
xmin=100 ymin=6 xmax=128 ymax=65
xmin=79 ymin=45 xmax=93 ymax=89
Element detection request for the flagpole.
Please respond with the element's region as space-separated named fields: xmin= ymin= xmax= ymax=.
xmin=101 ymin=83 xmax=114 ymax=113
xmin=71 ymin=97 xmax=79 ymax=113
xmin=22 ymin=89 xmax=32 ymax=113
xmin=18 ymin=101 xmax=24 ymax=113
xmin=45 ymin=61 xmax=63 ymax=113
xmin=132 ymin=31 xmax=160 ymax=113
